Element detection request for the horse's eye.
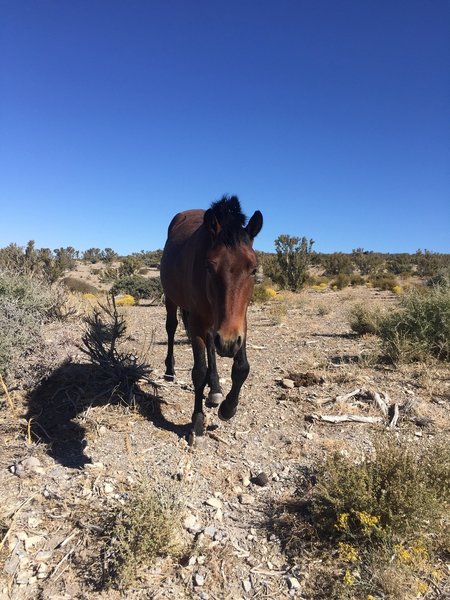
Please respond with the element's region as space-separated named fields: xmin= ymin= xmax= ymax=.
xmin=251 ymin=268 xmax=257 ymax=277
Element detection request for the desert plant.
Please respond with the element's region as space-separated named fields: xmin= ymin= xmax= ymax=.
xmin=118 ymin=256 xmax=143 ymax=277
xmin=274 ymin=235 xmax=314 ymax=291
xmin=324 ymin=253 xmax=354 ymax=276
xmin=100 ymin=481 xmax=181 ymax=587
xmin=379 ymin=285 xmax=450 ymax=362
xmin=62 ymin=277 xmax=99 ymax=294
xmin=369 ymin=273 xmax=398 ymax=292
xmin=273 ymin=434 xmax=450 ymax=599
xmin=331 ymin=273 xmax=351 ymax=290
xmin=252 ymin=284 xmax=277 ymax=303
xmin=80 ymin=295 xmax=150 ymax=398
xmin=83 ymin=247 xmax=103 ymax=263
xmin=0 ymin=271 xmax=66 ymax=380
xmin=349 ymin=304 xmax=385 ymax=335
xmin=111 ymin=276 xmax=163 ymax=303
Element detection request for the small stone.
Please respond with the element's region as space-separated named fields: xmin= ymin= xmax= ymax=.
xmin=22 ymin=456 xmax=41 ymax=469
xmin=238 ymin=494 xmax=255 ymax=505
xmin=197 ymin=555 xmax=206 ymax=565
xmin=206 ymin=497 xmax=222 ymax=509
xmin=281 ymin=378 xmax=295 ymax=389
xmin=215 ymin=508 xmax=223 ymax=522
xmin=35 ymin=550 xmax=53 ymax=561
xmin=183 ymin=513 xmax=198 ymax=530
xmin=243 ymin=579 xmax=252 ymax=592
xmin=272 ymin=472 xmax=280 ymax=481
xmin=193 ymin=573 xmax=205 ymax=587
xmin=242 ymin=476 xmax=251 ymax=487
xmin=16 ymin=571 xmax=32 ymax=585
xmin=104 ymin=483 xmax=114 ymax=494
xmin=286 ymin=576 xmax=301 ymax=590
xmin=16 ymin=531 xmax=28 ymax=541
xmin=204 ymin=526 xmax=216 ymax=538
xmin=252 ymin=472 xmax=269 ymax=487
xmin=85 ymin=462 xmax=105 ymax=470
xmin=304 ymin=431 xmax=314 ymax=440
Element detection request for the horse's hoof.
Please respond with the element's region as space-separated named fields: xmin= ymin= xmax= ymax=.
xmin=188 ymin=432 xmax=206 ymax=448
xmin=218 ymin=402 xmax=237 ymax=421
xmin=206 ymin=392 xmax=223 ymax=408
xmin=164 ymin=373 xmax=175 ymax=382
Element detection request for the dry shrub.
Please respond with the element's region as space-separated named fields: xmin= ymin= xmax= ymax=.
xmin=349 ymin=303 xmax=385 ymax=335
xmin=99 ymin=480 xmax=182 ymax=588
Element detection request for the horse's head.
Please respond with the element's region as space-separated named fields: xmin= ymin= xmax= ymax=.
xmin=203 ymin=200 xmax=263 ymax=357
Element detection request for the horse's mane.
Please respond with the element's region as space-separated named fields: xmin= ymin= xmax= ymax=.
xmin=210 ymin=195 xmax=249 ymax=246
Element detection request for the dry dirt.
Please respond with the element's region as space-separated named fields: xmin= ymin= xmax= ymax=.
xmin=1 ymin=286 xmax=449 ymax=599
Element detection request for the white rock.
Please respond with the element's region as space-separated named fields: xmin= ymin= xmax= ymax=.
xmin=104 ymin=483 xmax=114 ymax=494
xmin=215 ymin=508 xmax=223 ymax=522
xmin=243 ymin=579 xmax=252 ymax=592
xmin=24 ymin=535 xmax=43 ymax=550
xmin=35 ymin=550 xmax=53 ymax=561
xmin=238 ymin=494 xmax=255 ymax=505
xmin=206 ymin=497 xmax=222 ymax=509
xmin=22 ymin=457 xmax=41 ymax=469
xmin=183 ymin=513 xmax=198 ymax=531
xmin=282 ymin=378 xmax=295 ymax=389
xmin=193 ymin=573 xmax=205 ymax=587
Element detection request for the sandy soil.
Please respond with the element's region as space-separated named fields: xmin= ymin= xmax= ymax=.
xmin=1 ymin=286 xmax=449 ymax=599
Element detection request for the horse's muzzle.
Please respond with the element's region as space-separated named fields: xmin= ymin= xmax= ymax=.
xmin=214 ymin=333 xmax=242 ymax=358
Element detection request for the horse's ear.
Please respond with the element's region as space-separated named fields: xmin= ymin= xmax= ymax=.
xmin=246 ymin=211 xmax=263 ymax=239
xmin=204 ymin=208 xmax=221 ymax=237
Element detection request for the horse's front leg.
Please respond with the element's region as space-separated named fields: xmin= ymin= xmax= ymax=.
xmin=218 ymin=340 xmax=250 ymax=421
xmin=205 ymin=331 xmax=223 ymax=407
xmin=190 ymin=330 xmax=208 ymax=438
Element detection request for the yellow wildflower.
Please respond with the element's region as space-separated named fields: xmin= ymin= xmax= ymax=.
xmin=338 ymin=542 xmax=359 ymax=562
xmin=343 ymin=569 xmax=356 ymax=586
xmin=394 ymin=543 xmax=412 ymax=563
xmin=355 ymin=511 xmax=380 ymax=535
xmin=336 ymin=512 xmax=350 ymax=531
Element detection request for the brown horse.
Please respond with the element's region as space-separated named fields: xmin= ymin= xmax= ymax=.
xmin=160 ymin=196 xmax=263 ymax=442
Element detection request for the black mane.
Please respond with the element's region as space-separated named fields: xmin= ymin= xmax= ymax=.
xmin=210 ymin=195 xmax=249 ymax=246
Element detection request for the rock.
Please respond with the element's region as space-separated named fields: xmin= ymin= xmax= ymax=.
xmin=281 ymin=378 xmax=295 ymax=389
xmin=243 ymin=579 xmax=252 ymax=592
xmin=251 ymin=472 xmax=269 ymax=487
xmin=104 ymin=483 xmax=114 ymax=494
xmin=238 ymin=494 xmax=255 ymax=505
xmin=206 ymin=497 xmax=222 ymax=509
xmin=35 ymin=550 xmax=53 ymax=561
xmin=183 ymin=513 xmax=200 ymax=532
xmin=22 ymin=456 xmax=41 ymax=469
xmin=197 ymin=555 xmax=206 ymax=565
xmin=215 ymin=508 xmax=223 ymax=522
xmin=286 ymin=576 xmax=301 ymax=590
xmin=203 ymin=526 xmax=217 ymax=538
xmin=242 ymin=475 xmax=251 ymax=487
xmin=16 ymin=570 xmax=33 ymax=585
xmin=193 ymin=572 xmax=205 ymax=587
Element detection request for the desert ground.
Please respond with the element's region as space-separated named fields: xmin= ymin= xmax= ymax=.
xmin=1 ymin=284 xmax=449 ymax=599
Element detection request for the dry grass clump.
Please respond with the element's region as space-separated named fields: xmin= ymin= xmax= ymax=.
xmin=349 ymin=303 xmax=385 ymax=335
xmin=252 ymin=283 xmax=277 ymax=303
xmin=99 ymin=481 xmax=182 ymax=588
xmin=62 ymin=276 xmax=100 ymax=294
xmin=273 ymin=435 xmax=450 ymax=599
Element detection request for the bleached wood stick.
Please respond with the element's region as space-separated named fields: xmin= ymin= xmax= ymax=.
xmin=336 ymin=388 xmax=364 ymax=402
xmin=318 ymin=414 xmax=383 ymax=424
xmin=369 ymin=391 xmax=389 ymax=418
xmin=389 ymin=403 xmax=400 ymax=428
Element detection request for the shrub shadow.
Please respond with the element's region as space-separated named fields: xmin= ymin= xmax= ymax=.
xmin=26 ymin=360 xmax=190 ymax=469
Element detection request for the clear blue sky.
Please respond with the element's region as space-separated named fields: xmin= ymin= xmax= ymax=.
xmin=1 ymin=0 xmax=449 ymax=254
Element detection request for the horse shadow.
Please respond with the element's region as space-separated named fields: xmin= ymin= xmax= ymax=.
xmin=26 ymin=360 xmax=190 ymax=469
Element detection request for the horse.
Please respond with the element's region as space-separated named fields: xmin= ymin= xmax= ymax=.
xmin=160 ymin=195 xmax=263 ymax=443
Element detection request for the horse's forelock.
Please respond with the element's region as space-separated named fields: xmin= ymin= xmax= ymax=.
xmin=210 ymin=195 xmax=249 ymax=246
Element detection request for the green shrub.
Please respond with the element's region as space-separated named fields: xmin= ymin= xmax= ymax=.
xmin=324 ymin=253 xmax=354 ymax=276
xmin=379 ymin=285 xmax=450 ymax=362
xmin=369 ymin=273 xmax=398 ymax=291
xmin=101 ymin=481 xmax=181 ymax=587
xmin=331 ymin=273 xmax=351 ymax=290
xmin=349 ymin=274 xmax=365 ymax=286
xmin=62 ymin=277 xmax=99 ymax=294
xmin=273 ymin=235 xmax=314 ymax=291
xmin=111 ymin=276 xmax=163 ymax=303
xmin=274 ymin=435 xmax=450 ymax=599
xmin=118 ymin=256 xmax=143 ymax=277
